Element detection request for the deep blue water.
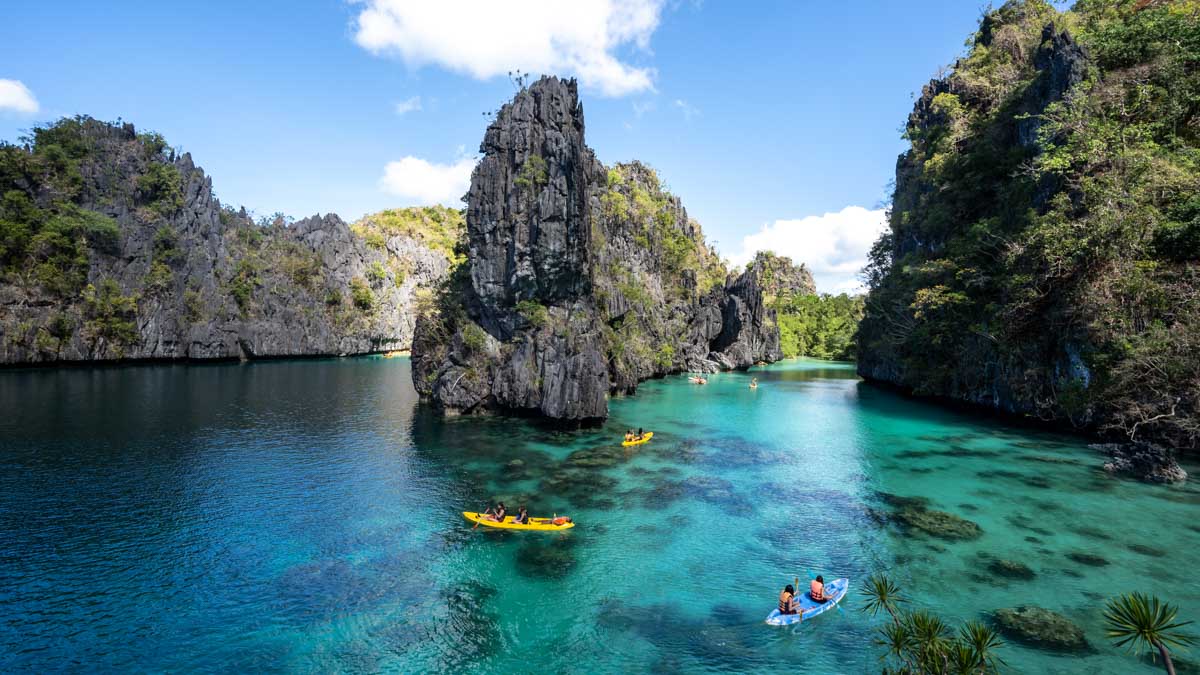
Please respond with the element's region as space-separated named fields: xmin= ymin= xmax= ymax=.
xmin=1 ymin=357 xmax=1197 ymax=673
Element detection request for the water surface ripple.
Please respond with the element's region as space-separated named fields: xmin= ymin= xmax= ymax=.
xmin=1 ymin=358 xmax=1197 ymax=673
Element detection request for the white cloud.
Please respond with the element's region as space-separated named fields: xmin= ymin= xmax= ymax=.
xmin=379 ymin=156 xmax=477 ymax=206
xmin=352 ymin=0 xmax=664 ymax=97
xmin=729 ymin=205 xmax=889 ymax=294
xmin=674 ymin=98 xmax=698 ymax=120
xmin=393 ymin=95 xmax=422 ymax=115
xmin=632 ymin=100 xmax=655 ymax=117
xmin=0 ymin=79 xmax=39 ymax=114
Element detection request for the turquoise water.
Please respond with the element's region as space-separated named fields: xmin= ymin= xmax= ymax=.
xmin=2 ymin=357 xmax=1197 ymax=673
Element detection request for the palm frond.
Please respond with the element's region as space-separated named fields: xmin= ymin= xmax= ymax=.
xmin=861 ymin=573 xmax=906 ymax=619
xmin=945 ymin=638 xmax=984 ymax=674
xmin=876 ymin=620 xmax=917 ymax=661
xmin=1104 ymin=592 xmax=1196 ymax=654
xmin=960 ymin=619 xmax=1006 ymax=669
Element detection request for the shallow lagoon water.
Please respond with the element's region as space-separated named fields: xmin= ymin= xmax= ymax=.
xmin=2 ymin=357 xmax=1197 ymax=673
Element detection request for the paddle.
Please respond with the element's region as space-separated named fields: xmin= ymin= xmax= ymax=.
xmin=474 ymin=503 xmax=494 ymax=529
xmin=794 ymin=576 xmax=801 ymax=622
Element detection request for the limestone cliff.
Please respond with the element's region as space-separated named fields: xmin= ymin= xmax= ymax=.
xmin=0 ymin=118 xmax=456 ymax=364
xmin=411 ymin=77 xmax=781 ymax=421
xmin=751 ymin=251 xmax=816 ymax=304
xmin=858 ymin=0 xmax=1199 ymax=456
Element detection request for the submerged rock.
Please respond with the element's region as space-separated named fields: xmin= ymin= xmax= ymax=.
xmin=877 ymin=492 xmax=932 ymax=510
xmin=515 ymin=539 xmax=578 ymax=580
xmin=893 ymin=505 xmax=982 ymax=540
xmin=1127 ymin=543 xmax=1167 ymax=558
xmin=986 ymin=558 xmax=1037 ymax=580
xmin=539 ymin=470 xmax=618 ymax=509
xmin=1096 ymin=442 xmax=1188 ymax=484
xmin=564 ymin=446 xmax=626 ymax=469
xmin=1066 ymin=552 xmax=1109 ymax=567
xmin=992 ymin=606 xmax=1090 ymax=652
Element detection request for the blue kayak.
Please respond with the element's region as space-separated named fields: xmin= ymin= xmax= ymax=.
xmin=765 ymin=578 xmax=849 ymax=625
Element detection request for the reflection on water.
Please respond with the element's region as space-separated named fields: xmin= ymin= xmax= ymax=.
xmin=1 ymin=357 xmax=1197 ymax=673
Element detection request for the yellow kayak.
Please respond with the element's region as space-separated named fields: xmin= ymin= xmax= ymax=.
xmin=462 ymin=512 xmax=575 ymax=531
xmin=622 ymin=432 xmax=654 ymax=447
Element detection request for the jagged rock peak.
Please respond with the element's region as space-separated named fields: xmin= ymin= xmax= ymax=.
xmin=747 ymin=251 xmax=817 ymax=300
xmin=467 ymin=76 xmax=598 ymax=339
xmin=411 ymin=77 xmax=783 ymax=422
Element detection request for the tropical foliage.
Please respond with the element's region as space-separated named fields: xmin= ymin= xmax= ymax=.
xmin=862 ymin=574 xmax=1006 ymax=674
xmin=1104 ymin=592 xmax=1195 ymax=675
xmin=351 ymin=205 xmax=466 ymax=263
xmin=777 ymin=293 xmax=864 ymax=361
xmin=859 ymin=0 xmax=1200 ymax=452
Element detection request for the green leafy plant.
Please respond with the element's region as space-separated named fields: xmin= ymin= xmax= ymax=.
xmin=862 ymin=573 xmax=905 ymax=621
xmin=654 ymin=343 xmax=674 ymax=370
xmin=1104 ymin=593 xmax=1195 ymax=675
xmin=462 ymin=322 xmax=488 ymax=353
xmin=514 ymin=154 xmax=548 ymax=190
xmin=515 ymin=299 xmax=549 ymax=328
xmin=83 ymin=278 xmax=139 ymax=349
xmin=228 ymin=257 xmax=260 ymax=314
xmin=183 ymin=289 xmax=204 ymax=323
xmin=863 ymin=573 xmax=1004 ymax=674
xmin=136 ymin=163 xmax=183 ymax=215
xmin=349 ymin=276 xmax=375 ymax=311
xmin=143 ymin=260 xmax=173 ymax=296
xmin=350 ymin=205 xmax=465 ymax=262
xmin=366 ymin=261 xmax=388 ymax=286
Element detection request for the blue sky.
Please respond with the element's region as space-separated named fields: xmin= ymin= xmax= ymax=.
xmin=2 ymin=1 xmax=1002 ymax=291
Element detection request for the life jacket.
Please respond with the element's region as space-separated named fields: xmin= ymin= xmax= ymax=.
xmin=810 ymin=580 xmax=824 ymax=600
xmin=552 ymin=516 xmax=570 ymax=526
xmin=778 ymin=592 xmax=795 ymax=614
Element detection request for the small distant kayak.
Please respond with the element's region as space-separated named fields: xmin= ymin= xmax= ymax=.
xmin=622 ymin=432 xmax=654 ymax=447
xmin=765 ymin=578 xmax=849 ymax=625
xmin=462 ymin=512 xmax=575 ymax=531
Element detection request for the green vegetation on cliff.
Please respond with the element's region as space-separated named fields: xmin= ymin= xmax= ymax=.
xmin=592 ymin=162 xmax=732 ymax=378
xmin=860 ymin=0 xmax=1199 ymax=451
xmin=351 ymin=206 xmax=465 ymax=263
xmin=0 ymin=117 xmax=171 ymax=298
xmin=777 ymin=293 xmax=865 ymax=361
xmin=1 ymin=116 xmax=455 ymax=364
xmin=600 ymin=162 xmax=727 ymax=296
xmin=750 ymin=250 xmax=863 ymax=361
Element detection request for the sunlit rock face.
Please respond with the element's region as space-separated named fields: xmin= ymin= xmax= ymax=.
xmin=411 ymin=76 xmax=782 ymax=422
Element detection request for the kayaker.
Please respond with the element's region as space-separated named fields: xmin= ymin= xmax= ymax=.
xmin=552 ymin=516 xmax=573 ymax=526
xmin=637 ymin=427 xmax=644 ymax=440
xmin=486 ymin=502 xmax=507 ymax=522
xmin=809 ymin=575 xmax=829 ymax=603
xmin=624 ymin=430 xmax=635 ymax=442
xmin=513 ymin=506 xmax=529 ymax=525
xmin=778 ymin=584 xmax=798 ymax=615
